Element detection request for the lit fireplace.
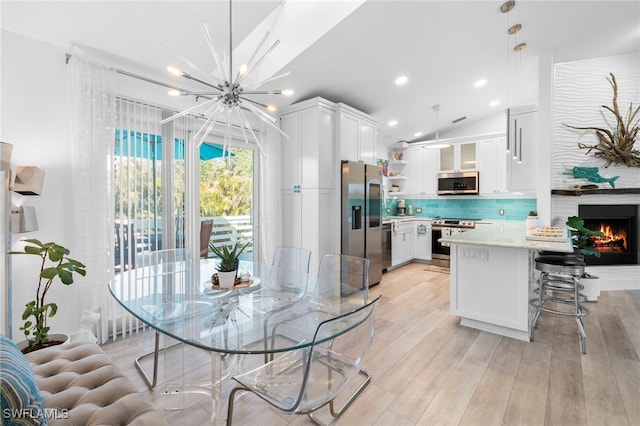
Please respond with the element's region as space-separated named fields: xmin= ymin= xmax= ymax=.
xmin=591 ymin=222 xmax=628 ymax=253
xmin=578 ymin=204 xmax=639 ymax=266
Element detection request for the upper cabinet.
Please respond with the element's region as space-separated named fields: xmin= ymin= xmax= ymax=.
xmin=407 ymin=146 xmax=438 ymax=196
xmin=477 ymin=137 xmax=507 ymax=195
xmin=280 ymin=98 xmax=337 ymax=190
xmin=337 ymin=103 xmax=377 ymax=164
xmin=439 ymin=142 xmax=477 ymax=172
xmin=506 ymin=106 xmax=538 ymax=192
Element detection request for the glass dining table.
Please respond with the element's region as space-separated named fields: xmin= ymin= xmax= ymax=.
xmin=108 ymin=257 xmax=368 ymax=424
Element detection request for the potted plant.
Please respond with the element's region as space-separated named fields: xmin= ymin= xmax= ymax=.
xmin=526 ymin=211 xmax=539 ymax=229
xmin=209 ymin=240 xmax=251 ymax=288
xmin=10 ymin=239 xmax=86 ymax=353
xmin=566 ymin=216 xmax=604 ymax=301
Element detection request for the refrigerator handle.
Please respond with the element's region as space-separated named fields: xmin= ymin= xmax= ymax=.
xmin=352 ymin=205 xmax=362 ymax=230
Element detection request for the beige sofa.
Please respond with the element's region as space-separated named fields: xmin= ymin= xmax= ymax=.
xmin=24 ymin=342 xmax=168 ymax=425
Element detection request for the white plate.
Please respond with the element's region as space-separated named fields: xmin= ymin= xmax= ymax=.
xmin=203 ymin=277 xmax=261 ymax=294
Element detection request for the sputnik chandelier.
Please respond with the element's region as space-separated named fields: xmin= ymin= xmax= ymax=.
xmin=161 ymin=0 xmax=294 ymax=155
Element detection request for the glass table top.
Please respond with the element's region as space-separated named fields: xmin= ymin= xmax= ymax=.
xmin=108 ymin=259 xmax=368 ymax=354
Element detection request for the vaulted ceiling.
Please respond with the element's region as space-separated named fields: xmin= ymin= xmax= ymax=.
xmin=3 ymin=1 xmax=639 ymax=148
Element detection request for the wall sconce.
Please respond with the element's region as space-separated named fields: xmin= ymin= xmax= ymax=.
xmin=11 ymin=206 xmax=38 ymax=233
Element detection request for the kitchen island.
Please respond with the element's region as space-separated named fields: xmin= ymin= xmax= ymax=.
xmin=439 ymin=221 xmax=573 ymax=341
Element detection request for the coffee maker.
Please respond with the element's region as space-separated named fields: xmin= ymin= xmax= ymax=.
xmin=396 ymin=199 xmax=406 ymax=216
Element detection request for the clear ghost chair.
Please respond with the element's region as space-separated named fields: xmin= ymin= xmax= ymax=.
xmin=133 ymin=248 xmax=193 ymax=389
xmin=256 ymin=246 xmax=311 ymax=362
xmin=268 ymin=253 xmax=371 ymax=347
xmin=227 ymin=295 xmax=381 ymax=426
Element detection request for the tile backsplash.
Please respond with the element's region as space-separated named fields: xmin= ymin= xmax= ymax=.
xmin=385 ymin=198 xmax=537 ymax=221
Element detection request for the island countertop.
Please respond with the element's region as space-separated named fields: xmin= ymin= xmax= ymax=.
xmin=439 ymin=221 xmax=573 ymax=252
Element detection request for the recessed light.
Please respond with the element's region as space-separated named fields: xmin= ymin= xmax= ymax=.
xmin=414 ymin=132 xmax=423 ymax=137
xmin=388 ymin=120 xmax=398 ymax=127
xmin=395 ymin=75 xmax=408 ymax=86
xmin=489 ymin=100 xmax=500 ymax=107
xmin=474 ymin=79 xmax=487 ymax=88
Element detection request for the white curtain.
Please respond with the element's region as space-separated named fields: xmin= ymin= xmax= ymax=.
xmin=257 ymin=123 xmax=283 ymax=264
xmin=68 ymin=56 xmax=116 ymax=343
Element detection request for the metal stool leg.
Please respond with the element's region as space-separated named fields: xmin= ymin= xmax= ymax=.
xmin=574 ymin=275 xmax=587 ymax=354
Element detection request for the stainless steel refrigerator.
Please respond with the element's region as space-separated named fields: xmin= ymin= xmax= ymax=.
xmin=341 ymin=161 xmax=383 ymax=286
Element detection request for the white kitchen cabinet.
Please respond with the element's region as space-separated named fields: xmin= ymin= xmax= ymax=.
xmin=407 ymin=146 xmax=439 ymax=195
xmin=281 ymin=188 xmax=337 ymax=274
xmin=280 ymin=98 xmax=337 ymax=190
xmin=337 ymin=103 xmax=377 ymax=164
xmin=506 ymin=106 xmax=537 ymax=192
xmin=414 ymin=220 xmax=432 ymax=260
xmin=280 ymin=98 xmax=340 ymax=272
xmin=391 ymin=221 xmax=415 ymax=267
xmin=440 ymin=142 xmax=477 ymax=172
xmin=477 ymin=137 xmax=507 ymax=195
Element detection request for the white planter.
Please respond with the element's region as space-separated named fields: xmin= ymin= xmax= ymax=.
xmin=581 ymin=274 xmax=600 ymax=302
xmin=16 ymin=333 xmax=71 ymax=353
xmin=217 ymin=270 xmax=237 ymax=288
xmin=526 ymin=216 xmax=539 ymax=229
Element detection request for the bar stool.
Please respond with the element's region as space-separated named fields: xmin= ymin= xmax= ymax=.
xmin=529 ymin=254 xmax=589 ymax=354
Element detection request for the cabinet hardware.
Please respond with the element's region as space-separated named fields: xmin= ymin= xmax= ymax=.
xmin=518 ymin=128 xmax=523 ymax=164
xmin=506 ymin=108 xmax=511 ymax=153
xmin=513 ymin=119 xmax=518 ymax=160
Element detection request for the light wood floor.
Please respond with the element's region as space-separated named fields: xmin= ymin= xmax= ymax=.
xmin=102 ymin=263 xmax=640 ymax=425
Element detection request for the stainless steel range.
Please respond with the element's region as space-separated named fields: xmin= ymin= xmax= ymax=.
xmin=431 ymin=218 xmax=479 ymax=268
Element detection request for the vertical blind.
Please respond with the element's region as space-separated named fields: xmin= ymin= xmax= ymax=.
xmin=107 ymin=98 xmax=190 ymax=340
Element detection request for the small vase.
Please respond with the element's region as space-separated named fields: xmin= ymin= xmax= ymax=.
xmin=526 ymin=216 xmax=539 ymax=230
xmin=217 ymin=270 xmax=237 ymax=288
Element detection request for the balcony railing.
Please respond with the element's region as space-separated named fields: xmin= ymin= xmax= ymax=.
xmin=115 ymin=215 xmax=254 ymax=270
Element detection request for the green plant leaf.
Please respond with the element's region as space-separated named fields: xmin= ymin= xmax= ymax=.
xmin=47 ymin=303 xmax=58 ymax=317
xmin=58 ymin=268 xmax=74 ymax=285
xmin=24 ymin=246 xmax=44 ymax=255
xmin=41 ymin=267 xmax=59 ymax=279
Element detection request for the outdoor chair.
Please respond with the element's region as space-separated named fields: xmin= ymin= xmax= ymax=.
xmin=200 ymin=219 xmax=213 ymax=258
xmin=227 ymin=295 xmax=381 ymax=426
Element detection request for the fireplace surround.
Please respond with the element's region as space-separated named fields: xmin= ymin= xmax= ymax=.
xmin=578 ymin=204 xmax=639 ymax=266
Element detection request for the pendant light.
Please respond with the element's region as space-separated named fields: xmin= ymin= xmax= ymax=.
xmin=426 ymin=105 xmax=450 ymax=149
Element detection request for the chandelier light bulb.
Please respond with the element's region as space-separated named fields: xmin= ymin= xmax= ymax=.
xmin=267 ymin=104 xmax=277 ymax=112
xmin=168 ymin=89 xmax=181 ymax=97
xmin=281 ymin=89 xmax=295 ymax=96
xmin=167 ymin=66 xmax=183 ymax=76
xmin=238 ymin=64 xmax=248 ymax=75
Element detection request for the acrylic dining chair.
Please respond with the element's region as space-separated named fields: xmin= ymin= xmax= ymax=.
xmin=133 ymin=248 xmax=193 ymax=389
xmin=256 ymin=246 xmax=312 ymax=362
xmin=227 ymin=295 xmax=381 ymax=426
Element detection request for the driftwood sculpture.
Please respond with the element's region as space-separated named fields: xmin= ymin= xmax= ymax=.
xmin=564 ymin=73 xmax=640 ymax=168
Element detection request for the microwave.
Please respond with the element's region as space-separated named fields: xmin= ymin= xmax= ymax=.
xmin=437 ymin=171 xmax=479 ymax=195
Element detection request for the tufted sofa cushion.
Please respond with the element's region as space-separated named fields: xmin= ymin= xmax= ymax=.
xmin=25 ymin=342 xmax=168 ymax=426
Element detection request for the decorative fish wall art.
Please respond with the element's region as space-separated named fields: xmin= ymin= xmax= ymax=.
xmin=564 ymin=166 xmax=619 ymax=188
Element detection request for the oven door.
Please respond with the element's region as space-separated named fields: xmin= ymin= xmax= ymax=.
xmin=431 ymin=227 xmax=450 ymax=260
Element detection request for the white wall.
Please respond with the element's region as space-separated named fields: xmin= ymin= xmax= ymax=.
xmin=1 ymin=30 xmax=89 ymax=339
xmin=551 ymin=52 xmax=640 ymax=291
